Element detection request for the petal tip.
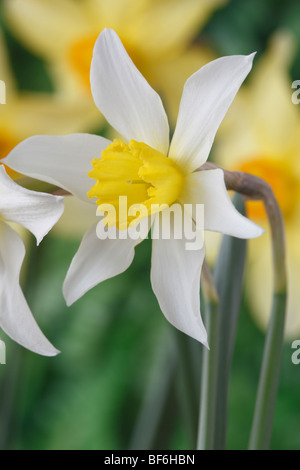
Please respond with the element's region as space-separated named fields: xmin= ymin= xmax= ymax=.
xmin=62 ymin=290 xmax=72 ymax=308
xmin=62 ymin=281 xmax=76 ymax=307
xmin=248 ymin=51 xmax=257 ymax=60
xmin=46 ymin=347 xmax=61 ymax=357
xmin=249 ymin=222 xmax=265 ymax=239
xmin=34 ymin=196 xmax=65 ymax=246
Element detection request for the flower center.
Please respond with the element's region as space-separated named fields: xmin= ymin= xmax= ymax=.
xmin=68 ymin=34 xmax=144 ymax=92
xmin=238 ymin=157 xmax=299 ymax=220
xmin=87 ymin=139 xmax=185 ymax=230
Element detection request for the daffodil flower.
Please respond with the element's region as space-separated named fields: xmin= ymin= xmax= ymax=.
xmin=213 ymin=32 xmax=300 ymax=338
xmin=0 ymin=166 xmax=64 ymax=355
xmin=4 ymin=29 xmax=263 ymax=346
xmin=0 ymin=27 xmax=97 ymax=240
xmin=0 ymin=27 xmax=99 ymax=177
xmin=3 ymin=0 xmax=225 ymax=124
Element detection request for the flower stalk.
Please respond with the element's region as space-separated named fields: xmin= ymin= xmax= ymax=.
xmin=197 ymin=261 xmax=219 ymax=450
xmin=175 ymin=331 xmax=200 ymax=446
xmin=202 ymin=162 xmax=287 ymax=449
xmin=213 ymin=193 xmax=248 ymax=449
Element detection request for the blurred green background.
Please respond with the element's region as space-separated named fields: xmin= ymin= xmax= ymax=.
xmin=0 ymin=0 xmax=300 ymax=450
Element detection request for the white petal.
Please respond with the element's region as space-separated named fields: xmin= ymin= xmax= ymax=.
xmin=3 ymin=134 xmax=111 ymax=201
xmin=90 ymin=28 xmax=169 ymax=154
xmin=63 ymin=223 xmax=141 ymax=306
xmin=150 ymin=214 xmax=207 ymax=345
xmin=0 ymin=167 xmax=64 ymax=245
xmin=180 ymin=169 xmax=264 ymax=238
xmin=169 ymin=53 xmax=255 ymax=172
xmin=0 ymin=222 xmax=59 ymax=356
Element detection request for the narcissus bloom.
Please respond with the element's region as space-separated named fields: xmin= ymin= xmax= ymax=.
xmin=3 ymin=0 xmax=225 ymax=124
xmin=4 ymin=29 xmax=263 ymax=346
xmin=0 ymin=27 xmax=98 ymax=180
xmin=0 ymin=166 xmax=64 ymax=355
xmin=213 ymin=33 xmax=300 ymax=338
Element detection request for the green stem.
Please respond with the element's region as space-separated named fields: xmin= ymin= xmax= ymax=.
xmin=202 ymin=161 xmax=287 ymax=450
xmin=213 ymin=194 xmax=247 ymax=449
xmin=197 ymin=290 xmax=219 ymax=450
xmin=175 ymin=331 xmax=201 ymax=447
xmin=249 ymin=292 xmax=287 ymax=450
xmin=246 ymin=177 xmax=287 ymax=450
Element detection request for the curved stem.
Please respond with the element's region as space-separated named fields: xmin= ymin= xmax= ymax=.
xmin=201 ymin=162 xmax=287 ymax=450
xmin=201 ymin=162 xmax=286 ymax=293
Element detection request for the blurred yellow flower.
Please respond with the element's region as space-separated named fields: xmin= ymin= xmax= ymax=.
xmin=213 ymin=32 xmax=300 ymax=338
xmin=0 ymin=28 xmax=101 ymax=238
xmin=0 ymin=29 xmax=101 ymax=178
xmin=3 ymin=0 xmax=226 ymax=125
